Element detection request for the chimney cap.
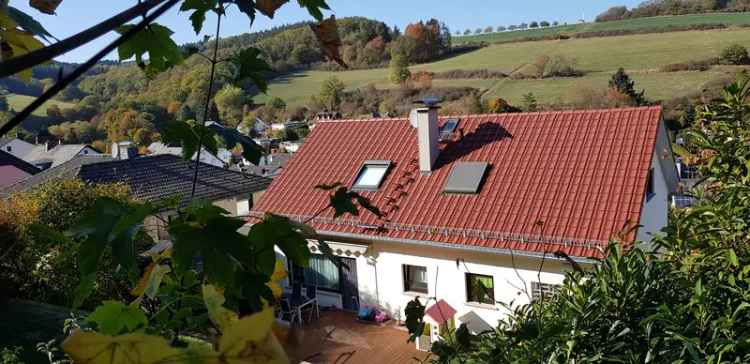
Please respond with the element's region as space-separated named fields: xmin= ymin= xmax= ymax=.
xmin=413 ymin=96 xmax=443 ymax=108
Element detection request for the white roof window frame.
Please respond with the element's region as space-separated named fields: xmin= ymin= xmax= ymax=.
xmin=352 ymin=160 xmax=392 ymax=191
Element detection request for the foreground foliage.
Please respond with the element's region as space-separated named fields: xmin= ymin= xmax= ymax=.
xmin=413 ymin=78 xmax=750 ymax=363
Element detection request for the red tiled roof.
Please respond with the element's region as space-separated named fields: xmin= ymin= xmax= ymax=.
xmin=425 ymin=299 xmax=457 ymax=325
xmin=252 ymin=106 xmax=663 ymax=258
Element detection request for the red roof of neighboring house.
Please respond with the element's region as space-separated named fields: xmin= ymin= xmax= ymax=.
xmin=252 ymin=106 xmax=662 ymax=258
xmin=425 ymin=299 xmax=457 ymax=325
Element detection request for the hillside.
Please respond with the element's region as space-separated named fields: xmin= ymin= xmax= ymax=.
xmin=259 ymin=27 xmax=750 ymax=107
xmin=453 ymin=12 xmax=750 ymax=44
xmin=6 ymin=94 xmax=75 ymax=117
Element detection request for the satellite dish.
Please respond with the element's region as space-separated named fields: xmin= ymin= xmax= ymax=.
xmin=414 ymin=96 xmax=443 ymax=108
xmin=409 ymin=108 xmax=419 ymax=128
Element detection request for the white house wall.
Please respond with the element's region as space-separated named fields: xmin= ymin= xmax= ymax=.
xmin=636 ymin=148 xmax=670 ymax=244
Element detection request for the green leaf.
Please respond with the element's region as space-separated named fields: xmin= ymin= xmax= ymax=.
xmin=87 ymin=301 xmax=148 ymax=335
xmin=7 ymin=6 xmax=55 ymax=41
xmin=162 ymin=121 xmax=219 ymax=161
xmin=232 ymin=47 xmax=271 ymax=93
xmin=179 ymin=0 xmax=217 ymax=34
xmin=297 ymin=0 xmax=330 ymax=21
xmin=116 ymin=23 xmax=183 ymax=76
xmin=250 ymin=214 xmax=311 ymax=268
xmin=728 ymin=248 xmax=739 ymax=267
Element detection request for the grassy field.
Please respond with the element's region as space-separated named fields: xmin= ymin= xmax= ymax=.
xmin=260 ymin=27 xmax=750 ymax=107
xmin=7 ymin=94 xmax=75 ymax=116
xmin=454 ymin=12 xmax=750 ymax=44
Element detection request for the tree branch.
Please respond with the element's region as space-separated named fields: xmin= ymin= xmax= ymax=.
xmin=0 ymin=0 xmax=170 ymax=78
xmin=0 ymin=0 xmax=181 ymax=137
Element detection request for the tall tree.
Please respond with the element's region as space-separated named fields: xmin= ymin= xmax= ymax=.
xmin=319 ymin=76 xmax=346 ymax=111
xmin=389 ymin=52 xmax=411 ymax=85
xmin=609 ymin=68 xmax=647 ymax=105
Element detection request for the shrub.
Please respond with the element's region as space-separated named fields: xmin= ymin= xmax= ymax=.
xmin=0 ymin=180 xmax=143 ymax=308
xmin=432 ymin=69 xmax=507 ymax=79
xmin=660 ymin=59 xmax=712 ymax=72
xmin=720 ymin=44 xmax=749 ymax=65
xmin=546 ymin=55 xmax=584 ymax=77
xmin=0 ymin=347 xmax=23 ymax=364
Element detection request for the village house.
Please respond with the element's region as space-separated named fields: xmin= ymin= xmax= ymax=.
xmin=2 ymin=151 xmax=271 ymax=242
xmin=0 ymin=150 xmax=39 ymax=187
xmin=0 ymin=137 xmax=101 ymax=170
xmin=251 ymin=105 xmax=679 ymax=338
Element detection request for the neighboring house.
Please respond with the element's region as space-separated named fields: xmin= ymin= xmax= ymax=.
xmin=148 ymin=142 xmax=228 ymax=168
xmin=20 ymin=142 xmax=101 ymax=170
xmin=0 ymin=138 xmax=35 ymax=159
xmin=2 ymin=154 xmax=271 ymax=241
xmin=244 ymin=153 xmax=292 ymax=178
xmin=280 ymin=140 xmax=303 ymax=154
xmin=0 ymin=150 xmax=39 ymax=187
xmin=237 ymin=117 xmax=269 ymax=136
xmin=251 ymin=106 xmax=678 ymax=335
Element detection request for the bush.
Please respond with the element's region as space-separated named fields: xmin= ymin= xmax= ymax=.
xmin=546 ymin=55 xmax=584 ymax=77
xmin=432 ymin=69 xmax=506 ymax=79
xmin=720 ymin=44 xmax=750 ymax=65
xmin=0 ymin=180 xmax=145 ymax=309
xmin=0 ymin=347 xmax=23 ymax=364
xmin=660 ymin=59 xmax=713 ymax=72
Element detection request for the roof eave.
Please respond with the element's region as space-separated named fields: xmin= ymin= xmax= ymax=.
xmin=315 ymin=229 xmax=597 ymax=264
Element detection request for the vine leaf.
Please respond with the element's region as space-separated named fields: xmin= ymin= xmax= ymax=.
xmin=250 ymin=214 xmax=311 ymax=268
xmin=131 ymin=263 xmax=171 ymax=298
xmin=86 ymin=301 xmax=148 ymax=336
xmin=67 ymin=198 xmax=154 ymax=307
xmin=267 ymin=260 xmax=288 ymax=298
xmin=62 ymin=331 xmax=182 ymax=364
xmin=232 ymin=47 xmax=271 ymax=93
xmin=0 ymin=20 xmax=45 ymax=80
xmin=224 ymin=0 xmax=256 ymax=24
xmin=256 ymin=0 xmax=290 ymax=18
xmin=203 ymin=284 xmax=239 ymax=332
xmin=7 ymin=6 xmax=55 ymax=41
xmin=297 ymin=0 xmax=330 ymax=21
xmin=116 ymin=23 xmax=183 ymax=76
xmin=310 ymin=15 xmax=346 ymax=68
xmin=162 ymin=121 xmax=219 ymax=160
xmin=179 ymin=0 xmax=217 ymax=34
xmin=29 ymin=0 xmax=62 ymax=15
xmin=218 ymin=307 xmax=288 ymax=363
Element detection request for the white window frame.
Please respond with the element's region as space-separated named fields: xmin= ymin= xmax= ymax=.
xmin=352 ymin=160 xmax=391 ymax=191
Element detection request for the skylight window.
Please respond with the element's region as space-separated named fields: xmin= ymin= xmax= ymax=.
xmin=439 ymin=118 xmax=460 ymax=141
xmin=443 ymin=162 xmax=489 ymax=194
xmin=353 ymin=160 xmax=391 ymax=190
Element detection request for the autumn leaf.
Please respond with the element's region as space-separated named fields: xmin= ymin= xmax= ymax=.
xmin=267 ymin=260 xmax=288 ymax=299
xmin=256 ymin=0 xmax=290 ymax=18
xmin=63 ymin=330 xmax=182 ymax=364
xmin=29 ymin=0 xmax=62 ymax=15
xmin=131 ymin=263 xmax=171 ymax=298
xmin=203 ymin=284 xmax=239 ymax=332
xmin=0 ymin=26 xmax=44 ymax=80
xmin=216 ymin=308 xmax=289 ymax=364
xmin=310 ymin=15 xmax=346 ymax=68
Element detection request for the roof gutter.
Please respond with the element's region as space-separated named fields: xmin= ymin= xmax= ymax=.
xmin=315 ymin=229 xmax=597 ymax=265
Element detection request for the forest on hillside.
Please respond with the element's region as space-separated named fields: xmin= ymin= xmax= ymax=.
xmin=597 ymin=0 xmax=750 ymax=22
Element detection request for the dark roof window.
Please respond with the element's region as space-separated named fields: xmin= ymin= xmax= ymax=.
xmin=439 ymin=118 xmax=460 ymax=141
xmin=443 ymin=162 xmax=489 ymax=194
xmin=352 ymin=160 xmax=391 ymax=191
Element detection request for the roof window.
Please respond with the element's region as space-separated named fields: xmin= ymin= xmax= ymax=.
xmin=443 ymin=162 xmax=489 ymax=194
xmin=353 ymin=160 xmax=391 ymax=191
xmin=439 ymin=118 xmax=460 ymax=141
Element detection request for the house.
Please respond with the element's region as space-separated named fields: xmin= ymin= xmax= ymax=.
xmin=251 ymin=105 xmax=678 ymax=332
xmin=0 ymin=150 xmax=39 ymax=187
xmin=279 ymin=140 xmax=304 ymax=154
xmin=148 ymin=142 xmax=228 ymax=168
xmin=237 ymin=117 xmax=270 ymax=136
xmin=19 ymin=142 xmax=101 ymax=170
xmin=2 ymin=154 xmax=271 ymax=241
xmin=0 ymin=138 xmax=35 ymax=159
xmin=243 ymin=153 xmax=292 ymax=178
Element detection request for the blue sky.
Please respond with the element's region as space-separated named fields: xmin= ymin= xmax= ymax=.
xmin=12 ymin=0 xmax=643 ymax=63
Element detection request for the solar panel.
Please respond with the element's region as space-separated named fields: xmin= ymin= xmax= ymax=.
xmin=443 ymin=162 xmax=489 ymax=194
xmin=439 ymin=118 xmax=460 ymax=141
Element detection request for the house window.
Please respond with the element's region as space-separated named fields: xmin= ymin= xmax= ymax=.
xmin=304 ymin=255 xmax=340 ymax=291
xmin=403 ymin=265 xmax=428 ymax=294
xmin=531 ymin=282 xmax=560 ymax=301
xmin=352 ymin=160 xmax=391 ymax=191
xmin=465 ymin=273 xmax=494 ymax=305
xmin=646 ymin=168 xmax=655 ymax=199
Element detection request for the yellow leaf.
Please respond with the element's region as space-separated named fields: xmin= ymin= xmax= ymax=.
xmin=202 ymin=284 xmax=238 ymax=332
xmin=255 ymin=0 xmax=289 ymax=18
xmin=63 ymin=330 xmax=183 ymax=364
xmin=266 ymin=260 xmax=287 ymax=299
xmin=1 ymin=29 xmax=43 ymax=81
xmin=30 ymin=0 xmax=63 ymax=15
xmin=216 ymin=308 xmax=288 ymax=364
xmin=130 ymin=263 xmax=155 ymax=297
